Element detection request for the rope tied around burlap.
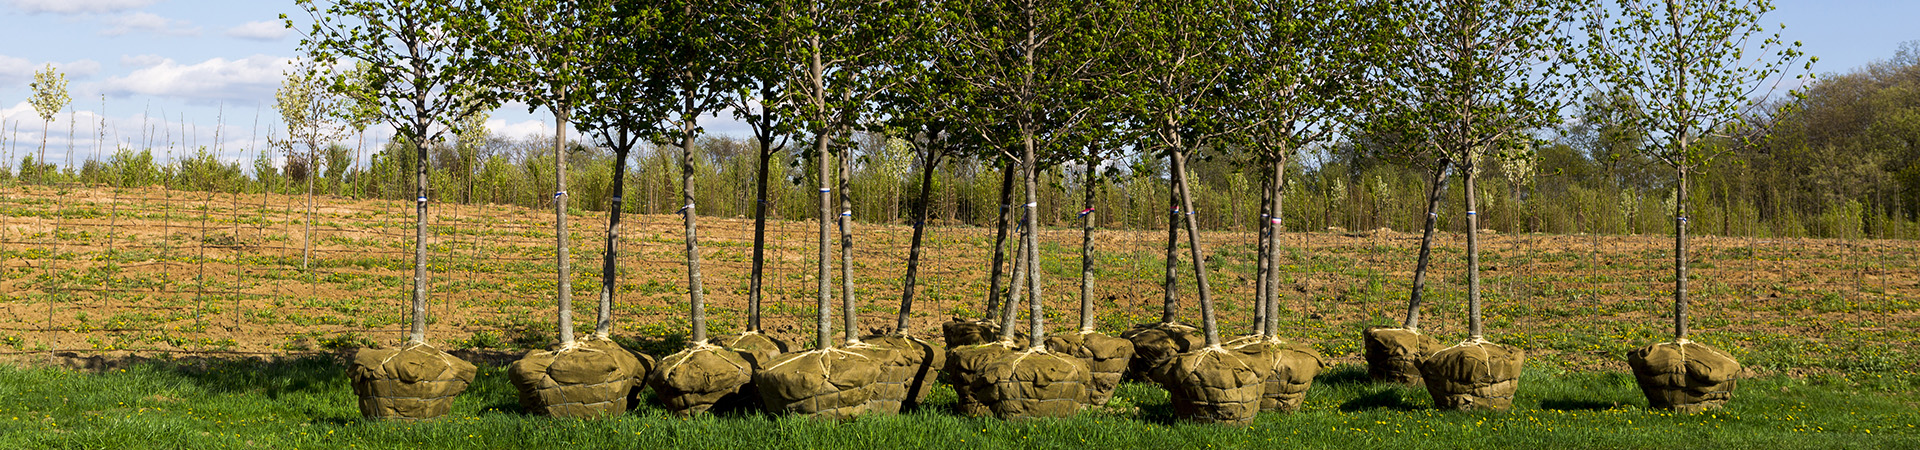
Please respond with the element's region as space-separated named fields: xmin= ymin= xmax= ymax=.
xmin=509 ymin=339 xmax=643 ymax=418
xmin=1152 ymin=345 xmax=1272 ymax=425
xmin=1044 ymin=331 xmax=1134 ymax=406
xmin=1418 ymin=338 xmax=1525 ymax=411
xmin=978 ymin=348 xmax=1091 ymax=419
xmin=1363 ymin=326 xmax=1441 ymax=384
xmin=1629 ymin=340 xmax=1741 ymax=412
xmin=349 ymin=341 xmax=477 ymax=420
xmin=754 ymin=347 xmax=888 ymax=419
xmin=648 ymin=342 xmax=756 ymax=415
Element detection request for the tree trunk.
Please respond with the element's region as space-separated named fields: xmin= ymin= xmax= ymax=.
xmin=838 ymin=145 xmax=858 ymax=344
xmin=1266 ymin=156 xmax=1285 ymax=337
xmin=1078 ymin=152 xmax=1097 ymax=333
xmin=1253 ymin=165 xmax=1272 ymax=337
xmin=305 ymin=142 xmax=316 ymax=270
xmin=1022 ymin=130 xmax=1044 ymax=349
xmin=898 ymin=146 xmax=941 ymax=333
xmin=814 ymin=133 xmax=834 ymax=350
xmin=1675 ymin=167 xmax=1690 ymax=340
xmin=1161 ymin=159 xmax=1181 ymax=324
xmin=1465 ymin=163 xmax=1483 ymax=340
xmin=1402 ymin=159 xmax=1452 ymax=331
xmin=998 ymin=213 xmax=1030 ymax=343
xmin=680 ymin=116 xmax=707 ymax=345
xmin=984 ymin=159 xmax=1016 ymax=324
xmin=748 ymin=142 xmax=774 ymax=332
xmin=1172 ymin=148 xmax=1218 ymax=347
xmin=595 ymin=136 xmax=631 ymax=339
xmin=408 ymin=120 xmax=431 ymax=344
xmin=555 ymin=111 xmax=575 ymax=346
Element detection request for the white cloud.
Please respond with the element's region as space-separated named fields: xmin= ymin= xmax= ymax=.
xmin=120 ymin=54 xmax=166 ymax=68
xmin=101 ymin=55 xmax=292 ymax=103
xmin=101 ymin=12 xmax=201 ymax=37
xmin=486 ymin=118 xmax=550 ymax=139
xmin=225 ymin=20 xmax=289 ymax=41
xmin=7 ymin=0 xmax=154 ymax=15
xmin=0 ymin=55 xmax=101 ymax=85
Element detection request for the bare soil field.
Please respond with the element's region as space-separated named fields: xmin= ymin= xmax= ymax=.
xmin=2 ymin=184 xmax=1915 ymax=376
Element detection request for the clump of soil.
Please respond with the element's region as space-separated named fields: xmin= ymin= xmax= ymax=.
xmin=1418 ymin=339 xmax=1524 ymax=411
xmin=1121 ymin=322 xmax=1205 ymax=381
xmin=975 ymin=348 xmax=1091 ymax=419
xmin=945 ymin=341 xmax=1019 ymax=417
xmin=1629 ymin=340 xmax=1740 ymax=413
xmin=713 ymin=332 xmax=790 ymax=369
xmin=753 ymin=347 xmax=890 ymax=420
xmin=646 ymin=343 xmax=757 ymax=415
xmin=348 ymin=342 xmax=478 ymax=420
xmin=1228 ymin=336 xmax=1323 ymax=412
xmin=507 ymin=337 xmax=643 ymax=418
xmin=1150 ymin=345 xmax=1273 ymax=425
xmin=862 ymin=334 xmax=947 ymax=412
xmin=1044 ymin=331 xmax=1134 ymax=406
xmin=1364 ymin=327 xmax=1440 ymax=384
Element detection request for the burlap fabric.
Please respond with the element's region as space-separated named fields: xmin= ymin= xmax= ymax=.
xmin=1121 ymin=322 xmax=1205 ymax=381
xmin=1151 ymin=345 xmax=1274 ymax=425
xmin=1044 ymin=331 xmax=1134 ymax=406
xmin=1228 ymin=336 xmax=1323 ymax=412
xmin=942 ymin=319 xmax=1029 ymax=349
xmin=1364 ymin=327 xmax=1440 ymax=384
xmin=349 ymin=342 xmax=477 ymax=420
xmin=754 ymin=347 xmax=890 ymax=420
xmin=713 ymin=332 xmax=789 ymax=368
xmin=945 ymin=342 xmax=1017 ymax=417
xmin=646 ymin=344 xmax=756 ymax=415
xmin=862 ymin=334 xmax=947 ymax=412
xmin=977 ymin=349 xmax=1091 ymax=419
xmin=1418 ymin=340 xmax=1524 ymax=411
xmin=1628 ymin=340 xmax=1740 ymax=413
xmin=508 ymin=338 xmax=642 ymax=418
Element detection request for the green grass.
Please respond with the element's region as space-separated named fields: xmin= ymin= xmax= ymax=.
xmin=1 ymin=357 xmax=1913 ymax=449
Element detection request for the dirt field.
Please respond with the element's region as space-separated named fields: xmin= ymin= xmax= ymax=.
xmin=2 ymin=184 xmax=1915 ymax=374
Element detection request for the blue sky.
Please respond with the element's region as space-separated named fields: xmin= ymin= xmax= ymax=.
xmin=0 ymin=0 xmax=1915 ymax=170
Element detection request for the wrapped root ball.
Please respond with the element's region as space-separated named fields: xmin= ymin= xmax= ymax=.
xmin=1151 ymin=345 xmax=1273 ymax=425
xmin=714 ymin=332 xmax=790 ymax=368
xmin=754 ymin=347 xmax=889 ymax=420
xmin=977 ymin=349 xmax=1091 ymax=419
xmin=508 ymin=339 xmax=641 ymax=418
xmin=349 ymin=342 xmax=478 ymax=420
xmin=1044 ymin=331 xmax=1134 ymax=406
xmin=1363 ymin=327 xmax=1440 ymax=384
xmin=647 ymin=344 xmax=756 ymax=416
xmin=1121 ymin=323 xmax=1205 ymax=382
xmin=862 ymin=334 xmax=947 ymax=412
xmin=945 ymin=342 xmax=1017 ymax=417
xmin=1629 ymin=340 xmax=1740 ymax=413
xmin=1418 ymin=340 xmax=1525 ymax=411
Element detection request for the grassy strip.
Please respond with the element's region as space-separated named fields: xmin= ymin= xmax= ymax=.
xmin=0 ymin=356 xmax=1912 ymax=449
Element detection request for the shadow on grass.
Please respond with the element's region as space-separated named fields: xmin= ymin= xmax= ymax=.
xmin=1339 ymin=386 xmax=1424 ymax=412
xmin=1539 ymin=398 xmax=1620 ymax=411
xmin=1317 ymin=364 xmax=1371 ymax=386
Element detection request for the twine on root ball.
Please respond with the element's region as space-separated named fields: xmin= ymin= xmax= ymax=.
xmin=753 ymin=347 xmax=890 ymax=420
xmin=1628 ymin=340 xmax=1740 ymax=413
xmin=1044 ymin=331 xmax=1134 ymax=406
xmin=508 ymin=338 xmax=642 ymax=418
xmin=349 ymin=342 xmax=477 ymax=420
xmin=1228 ymin=335 xmax=1323 ymax=412
xmin=976 ymin=348 xmax=1092 ymax=420
xmin=946 ymin=341 xmax=1019 ymax=417
xmin=1121 ymin=322 xmax=1205 ymax=382
xmin=862 ymin=334 xmax=947 ymax=413
xmin=713 ymin=331 xmax=790 ymax=370
xmin=647 ymin=342 xmax=757 ymax=416
xmin=1418 ymin=339 xmax=1525 ymax=411
xmin=1151 ymin=345 xmax=1273 ymax=425
xmin=1364 ymin=327 xmax=1440 ymax=384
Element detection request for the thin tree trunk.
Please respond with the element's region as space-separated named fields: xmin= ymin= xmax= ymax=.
xmin=999 ymin=215 xmax=1030 ymax=343
xmin=1465 ymin=163 xmax=1483 ymax=340
xmin=1675 ymin=166 xmax=1690 ymax=340
xmin=748 ymin=144 xmax=774 ymax=332
xmin=984 ymin=159 xmax=1016 ymax=323
xmin=814 ymin=134 xmax=834 ymax=350
xmin=1078 ymin=152 xmax=1097 ymax=333
xmin=838 ymin=145 xmax=858 ymax=344
xmin=1161 ymin=159 xmax=1181 ymax=324
xmin=1172 ymin=148 xmax=1218 ymax=347
xmin=555 ymin=111 xmax=575 ymax=346
xmin=407 ymin=120 xmax=431 ymax=344
xmin=1266 ymin=156 xmax=1285 ymax=337
xmin=595 ymin=137 xmax=631 ymax=339
xmin=1022 ymin=131 xmax=1044 ymax=349
xmin=1402 ymin=158 xmax=1452 ymax=331
xmin=680 ymin=116 xmax=707 ymax=345
xmin=1253 ymin=165 xmax=1272 ymax=337
xmin=898 ymin=146 xmax=941 ymax=333
xmin=304 ymin=142 xmax=315 ymax=270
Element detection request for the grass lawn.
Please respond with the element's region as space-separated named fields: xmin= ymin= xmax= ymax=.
xmin=1 ymin=355 xmax=1913 ymax=449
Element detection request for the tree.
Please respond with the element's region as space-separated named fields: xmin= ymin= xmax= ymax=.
xmin=291 ymin=0 xmax=491 ymax=420
xmin=655 ymin=0 xmax=743 ymax=348
xmin=274 ymin=58 xmax=354 ymax=270
xmin=1368 ymin=0 xmax=1584 ymax=411
xmin=29 ymin=64 xmax=70 ymax=184
xmin=724 ymin=0 xmax=799 ymax=338
xmin=1583 ymin=0 xmax=1811 ymax=411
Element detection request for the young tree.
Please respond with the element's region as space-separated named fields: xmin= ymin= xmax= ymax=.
xmin=28 ymin=64 xmax=70 ymax=184
xmin=723 ymin=0 xmax=799 ymax=343
xmin=1370 ymin=0 xmax=1584 ymax=411
xmin=274 ymin=59 xmax=354 ymax=270
xmin=1584 ymin=0 xmax=1810 ymax=412
xmin=292 ymin=0 xmax=491 ymax=419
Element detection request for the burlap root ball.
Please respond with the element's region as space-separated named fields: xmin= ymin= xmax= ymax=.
xmin=349 ymin=342 xmax=478 ymax=420
xmin=1151 ymin=345 xmax=1274 ymax=425
xmin=753 ymin=347 xmax=891 ymax=420
xmin=508 ymin=339 xmax=642 ymax=418
xmin=1044 ymin=331 xmax=1135 ymax=406
xmin=1418 ymin=340 xmax=1525 ymax=411
xmin=1628 ymin=341 xmax=1740 ymax=413
xmin=1364 ymin=327 xmax=1440 ymax=384
xmin=713 ymin=332 xmax=790 ymax=368
xmin=1228 ymin=336 xmax=1323 ymax=412
xmin=862 ymin=334 xmax=948 ymax=412
xmin=1121 ymin=322 xmax=1206 ymax=382
xmin=976 ymin=349 xmax=1091 ymax=420
xmin=646 ymin=344 xmax=757 ymax=416
xmin=945 ymin=342 xmax=1018 ymax=417
xmin=943 ymin=319 xmax=1030 ymax=349
xmin=582 ymin=339 xmax=656 ymax=412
